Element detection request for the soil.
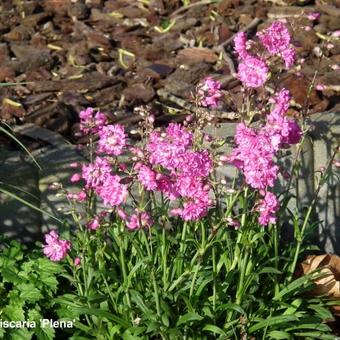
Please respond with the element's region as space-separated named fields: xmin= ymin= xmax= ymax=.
xmin=0 ymin=0 xmax=339 ymax=145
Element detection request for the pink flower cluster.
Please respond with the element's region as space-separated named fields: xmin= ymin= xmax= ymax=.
xmin=79 ymin=107 xmax=107 ymax=135
xmin=237 ymin=56 xmax=269 ymax=89
xmin=198 ymin=77 xmax=223 ymax=108
xmin=229 ymin=88 xmax=301 ymax=225
xmin=97 ymin=124 xmax=126 ymax=156
xmin=43 ymin=230 xmax=71 ymax=262
xmin=257 ymin=21 xmax=296 ymax=69
xmin=234 ymin=21 xmax=296 ymax=88
xmin=127 ymin=211 xmax=153 ymax=230
xmin=258 ymin=192 xmax=279 ymax=225
xmin=140 ymin=123 xmax=213 ymax=221
xmin=71 ymin=108 xmax=214 ymax=233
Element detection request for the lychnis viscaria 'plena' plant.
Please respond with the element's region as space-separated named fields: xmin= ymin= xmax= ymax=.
xmin=3 ymin=19 xmax=339 ymax=339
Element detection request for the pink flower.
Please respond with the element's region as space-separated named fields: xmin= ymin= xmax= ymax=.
xmin=316 ymin=84 xmax=325 ymax=91
xmin=234 ymin=32 xmax=248 ymax=59
xmin=257 ymin=21 xmax=295 ymax=68
xmin=265 ymin=89 xmax=301 ymax=147
xmin=179 ymin=150 xmax=212 ymax=177
xmin=74 ymin=257 xmax=81 ymax=266
xmin=43 ymin=230 xmax=71 ymax=262
xmin=176 ymin=175 xmax=205 ymax=198
xmin=147 ymin=123 xmax=193 ymax=170
xmin=306 ymin=12 xmax=320 ymax=21
xmin=76 ymin=191 xmax=87 ymax=201
xmin=87 ymin=217 xmax=100 ymax=230
xmin=137 ymin=165 xmax=158 ymax=191
xmin=97 ymin=175 xmax=128 ymax=207
xmin=156 ymin=174 xmax=180 ymax=201
xmin=180 ymin=197 xmax=210 ymax=221
xmin=237 ymin=56 xmax=269 ymax=88
xmin=70 ymin=173 xmax=81 ymax=183
xmin=82 ymin=157 xmax=112 ymax=190
xmin=281 ymin=47 xmax=296 ymax=69
xmin=70 ymin=162 xmax=79 ymax=168
xmin=257 ymin=192 xmax=279 ymax=226
xmin=257 ymin=21 xmax=291 ymax=55
xmin=127 ymin=211 xmax=153 ymax=230
xmin=79 ymin=107 xmax=107 ymax=135
xmin=198 ymin=77 xmax=223 ymax=108
xmin=97 ymin=124 xmax=126 ymax=156
xmin=117 ymin=208 xmax=128 ymax=220
xmin=226 ymin=217 xmax=240 ymax=229
xmin=229 ymin=123 xmax=279 ymax=190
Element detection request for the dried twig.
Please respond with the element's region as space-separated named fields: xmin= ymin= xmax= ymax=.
xmin=170 ymin=0 xmax=218 ymax=19
xmin=213 ymin=17 xmax=261 ymax=78
xmin=217 ymin=17 xmax=262 ymax=50
xmin=157 ymin=89 xmax=240 ymax=120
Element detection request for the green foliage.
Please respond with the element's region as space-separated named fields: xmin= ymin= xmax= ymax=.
xmin=0 ymin=239 xmax=64 ymax=339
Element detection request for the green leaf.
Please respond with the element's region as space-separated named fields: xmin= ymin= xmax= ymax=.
xmin=203 ymin=324 xmax=226 ymax=336
xmin=35 ymin=325 xmax=55 ymax=340
xmin=308 ymin=305 xmax=334 ymax=321
xmin=249 ymin=315 xmax=298 ymax=333
xmin=18 ymin=284 xmax=43 ymax=303
xmin=292 ymin=332 xmax=335 ymax=339
xmin=176 ymin=312 xmax=203 ymax=327
xmin=122 ymin=329 xmax=140 ymax=340
xmin=130 ymin=290 xmax=152 ymax=315
xmin=3 ymin=304 xmax=25 ymax=320
xmin=283 ymin=298 xmax=302 ymax=315
xmin=259 ymin=267 xmax=282 ymax=275
xmin=39 ymin=274 xmax=58 ymax=292
xmin=274 ymin=276 xmax=313 ymax=301
xmin=37 ymin=258 xmax=62 ymax=274
xmin=286 ymin=320 xmax=331 ymax=332
xmin=1 ymin=268 xmax=22 ymax=284
xmin=268 ymin=330 xmax=292 ymax=339
xmin=8 ymin=328 xmax=33 ymax=340
xmin=70 ymin=307 xmax=130 ymax=328
xmin=217 ymin=303 xmax=245 ymax=315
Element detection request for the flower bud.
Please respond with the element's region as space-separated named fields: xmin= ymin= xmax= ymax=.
xmin=74 ymin=257 xmax=81 ymax=266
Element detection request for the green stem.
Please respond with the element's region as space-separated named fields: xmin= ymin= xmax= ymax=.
xmin=272 ymin=223 xmax=279 ymax=295
xmin=212 ymin=247 xmax=217 ymax=312
xmin=119 ymin=231 xmax=132 ymax=317
xmin=162 ymin=227 xmax=168 ymax=290
xmin=151 ymin=270 xmax=161 ymax=316
xmin=176 ymin=222 xmax=188 ymax=277
xmin=236 ymin=250 xmax=249 ymax=305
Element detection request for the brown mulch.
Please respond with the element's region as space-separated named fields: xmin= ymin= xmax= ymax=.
xmin=0 ymin=0 xmax=339 ymax=144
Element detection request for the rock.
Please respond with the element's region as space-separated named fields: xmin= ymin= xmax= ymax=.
xmin=218 ymin=24 xmax=232 ymax=44
xmin=43 ymin=0 xmax=72 ymax=15
xmin=28 ymin=71 xmax=118 ymax=93
xmin=281 ymin=74 xmax=323 ymax=110
xmin=0 ymin=66 xmax=15 ymax=82
xmin=176 ymin=47 xmax=218 ymax=65
xmin=123 ymin=83 xmax=155 ymax=103
xmin=0 ymin=43 xmax=10 ymax=63
xmin=148 ymin=63 xmax=174 ymax=77
xmin=3 ymin=25 xmax=33 ymax=41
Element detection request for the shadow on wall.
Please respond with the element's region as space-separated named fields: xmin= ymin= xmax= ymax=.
xmin=0 ymin=142 xmax=85 ymax=243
